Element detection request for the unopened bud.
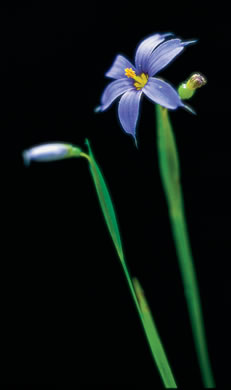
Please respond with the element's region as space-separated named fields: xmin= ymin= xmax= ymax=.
xmin=178 ymin=73 xmax=207 ymax=100
xmin=22 ymin=143 xmax=82 ymax=166
xmin=186 ymin=73 xmax=207 ymax=90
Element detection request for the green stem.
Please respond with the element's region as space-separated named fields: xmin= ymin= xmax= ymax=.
xmin=155 ymin=105 xmax=215 ymax=388
xmin=80 ymin=151 xmax=91 ymax=161
xmin=115 ymin=251 xmax=177 ymax=388
xmin=133 ymin=277 xmax=178 ymax=388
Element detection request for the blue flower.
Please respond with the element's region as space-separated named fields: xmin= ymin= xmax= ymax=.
xmin=97 ymin=33 xmax=196 ymax=141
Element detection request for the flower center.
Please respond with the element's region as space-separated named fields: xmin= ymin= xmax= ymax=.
xmin=125 ymin=68 xmax=148 ymax=90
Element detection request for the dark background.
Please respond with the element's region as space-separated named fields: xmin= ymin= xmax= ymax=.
xmin=0 ymin=6 xmax=229 ymax=385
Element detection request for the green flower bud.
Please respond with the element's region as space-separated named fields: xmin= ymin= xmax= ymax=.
xmin=178 ymin=83 xmax=195 ymax=100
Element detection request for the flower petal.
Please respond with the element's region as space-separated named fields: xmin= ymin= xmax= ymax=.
xmin=135 ymin=33 xmax=173 ymax=74
xmin=118 ymin=89 xmax=142 ymax=138
xmin=105 ymin=55 xmax=136 ymax=79
xmin=147 ymin=38 xmax=196 ymax=77
xmin=143 ymin=77 xmax=183 ymax=109
xmin=99 ymin=79 xmax=134 ymax=111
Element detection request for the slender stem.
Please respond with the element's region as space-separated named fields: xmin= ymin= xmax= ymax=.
xmin=171 ymin=207 xmax=214 ymax=388
xmin=80 ymin=152 xmax=91 ymax=161
xmin=155 ymin=105 xmax=215 ymax=388
xmin=120 ymin=257 xmax=143 ymax=318
xmin=120 ymin=254 xmax=177 ymax=388
xmin=133 ymin=278 xmax=177 ymax=388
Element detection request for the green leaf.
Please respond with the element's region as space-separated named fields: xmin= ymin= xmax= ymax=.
xmin=133 ymin=278 xmax=177 ymax=388
xmin=84 ymin=139 xmax=178 ymax=387
xmin=85 ymin=139 xmax=124 ymax=263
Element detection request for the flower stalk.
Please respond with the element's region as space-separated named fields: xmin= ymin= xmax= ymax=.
xmin=155 ymin=104 xmax=215 ymax=388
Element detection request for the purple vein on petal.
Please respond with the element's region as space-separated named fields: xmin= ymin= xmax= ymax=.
xmin=143 ymin=77 xmax=183 ymax=109
xmin=100 ymin=79 xmax=134 ymax=111
xmin=105 ymin=55 xmax=136 ymax=79
xmin=118 ymin=89 xmax=142 ymax=138
xmin=135 ymin=33 xmax=173 ymax=74
xmin=147 ymin=39 xmax=195 ymax=77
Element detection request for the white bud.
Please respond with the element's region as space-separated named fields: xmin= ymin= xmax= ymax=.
xmin=23 ymin=143 xmax=82 ymax=166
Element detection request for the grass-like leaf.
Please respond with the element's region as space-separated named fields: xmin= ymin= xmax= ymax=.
xmin=133 ymin=278 xmax=177 ymax=388
xmin=155 ymin=104 xmax=215 ymax=388
xmin=85 ymin=139 xmax=177 ymax=387
xmin=85 ymin=139 xmax=124 ymax=263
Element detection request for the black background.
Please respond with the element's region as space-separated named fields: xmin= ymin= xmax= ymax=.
xmin=0 ymin=6 xmax=229 ymax=385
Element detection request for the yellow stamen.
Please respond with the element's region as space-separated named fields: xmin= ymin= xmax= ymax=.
xmin=125 ymin=68 xmax=136 ymax=78
xmin=125 ymin=68 xmax=148 ymax=90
